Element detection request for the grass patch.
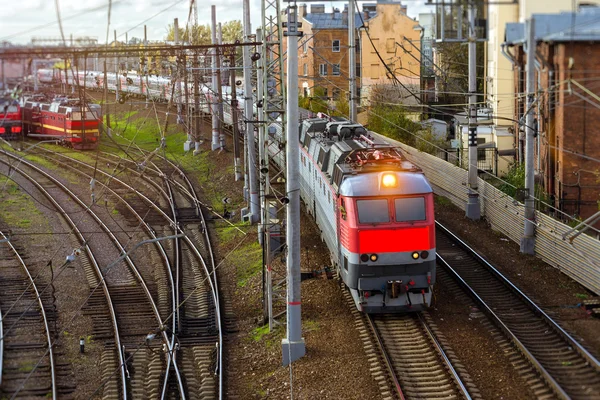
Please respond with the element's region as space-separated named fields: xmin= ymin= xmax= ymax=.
xmin=23 ymin=154 xmax=57 ymax=170
xmin=303 ymin=319 xmax=320 ymax=333
xmin=0 ymin=180 xmax=47 ymax=230
xmin=434 ymin=195 xmax=452 ymax=206
xmin=229 ymin=241 xmax=263 ymax=287
xmin=249 ymin=324 xmax=285 ymax=349
xmin=18 ymin=362 xmax=36 ymax=372
xmin=575 ymin=293 xmax=589 ymax=300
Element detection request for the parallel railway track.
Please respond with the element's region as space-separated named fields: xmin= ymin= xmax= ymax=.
xmin=436 ymin=222 xmax=600 ymax=399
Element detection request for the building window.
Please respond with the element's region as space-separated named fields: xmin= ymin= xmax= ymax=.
xmin=303 ymin=87 xmax=309 ymax=97
xmin=370 ymin=63 xmax=379 ymax=79
xmin=370 ymin=38 xmax=379 ymax=53
xmin=356 ymin=63 xmax=361 ymax=78
xmin=319 ymin=64 xmax=327 ymax=76
xmin=303 ymin=40 xmax=308 ymax=54
xmin=332 ymin=64 xmax=340 ymax=76
xmin=303 ymin=63 xmax=308 ymax=76
xmin=386 ymin=38 xmax=395 ymax=53
xmin=332 ymin=40 xmax=340 ymax=52
xmin=332 ymin=88 xmax=340 ymax=100
xmin=355 ymin=38 xmax=360 ymax=53
xmin=323 ymin=88 xmax=328 ymax=99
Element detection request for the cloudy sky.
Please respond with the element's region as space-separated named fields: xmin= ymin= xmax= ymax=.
xmin=1 ymin=0 xmax=431 ymax=45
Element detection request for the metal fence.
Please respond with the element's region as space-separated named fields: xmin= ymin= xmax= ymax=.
xmin=375 ymin=133 xmax=600 ymax=295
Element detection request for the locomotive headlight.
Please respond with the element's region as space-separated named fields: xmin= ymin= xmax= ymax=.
xmin=411 ymin=252 xmax=419 ymax=260
xmin=370 ymin=254 xmax=378 ymax=262
xmin=382 ymin=173 xmax=397 ymax=188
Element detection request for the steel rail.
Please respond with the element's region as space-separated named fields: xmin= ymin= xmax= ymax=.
xmin=366 ymin=315 xmax=405 ymax=400
xmin=0 ymin=156 xmax=128 ymax=400
xmin=417 ymin=313 xmax=472 ymax=400
xmin=437 ymin=221 xmax=600 ymax=371
xmin=23 ymin=148 xmax=186 ymax=399
xmin=435 ymin=224 xmax=570 ymax=399
xmin=0 ymin=230 xmax=57 ymax=399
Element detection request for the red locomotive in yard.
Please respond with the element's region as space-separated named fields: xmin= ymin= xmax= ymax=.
xmin=21 ymin=97 xmax=101 ymax=150
xmin=0 ymin=98 xmax=23 ymax=139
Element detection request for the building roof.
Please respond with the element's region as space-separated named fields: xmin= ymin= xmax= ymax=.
xmin=303 ymin=12 xmax=374 ymax=29
xmin=504 ymin=6 xmax=600 ymax=44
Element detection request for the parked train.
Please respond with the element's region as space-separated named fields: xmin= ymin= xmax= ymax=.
xmin=21 ymin=96 xmax=101 ymax=150
xmin=0 ymin=97 xmax=23 ymax=139
xmin=269 ymin=117 xmax=436 ymax=313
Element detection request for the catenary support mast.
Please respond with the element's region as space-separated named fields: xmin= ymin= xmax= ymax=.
xmin=282 ymin=2 xmax=305 ymax=367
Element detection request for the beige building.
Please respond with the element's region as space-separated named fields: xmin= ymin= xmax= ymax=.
xmin=360 ymin=1 xmax=421 ymax=106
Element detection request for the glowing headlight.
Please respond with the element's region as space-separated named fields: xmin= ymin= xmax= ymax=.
xmin=370 ymin=254 xmax=378 ymax=262
xmin=382 ymin=173 xmax=397 ymax=188
xmin=411 ymin=252 xmax=419 ymax=260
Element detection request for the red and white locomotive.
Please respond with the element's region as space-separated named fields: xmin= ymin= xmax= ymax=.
xmin=22 ymin=97 xmax=101 ymax=150
xmin=273 ymin=117 xmax=436 ymax=312
xmin=0 ymin=98 xmax=23 ymax=139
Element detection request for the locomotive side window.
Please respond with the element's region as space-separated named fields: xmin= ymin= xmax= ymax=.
xmin=394 ymin=197 xmax=426 ymax=222
xmin=357 ymin=199 xmax=390 ymax=224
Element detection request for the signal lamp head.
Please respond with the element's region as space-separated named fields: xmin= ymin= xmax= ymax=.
xmin=370 ymin=254 xmax=378 ymax=262
xmin=411 ymin=252 xmax=419 ymax=260
xmin=360 ymin=254 xmax=369 ymax=262
xmin=420 ymin=251 xmax=429 ymax=259
xmin=382 ymin=173 xmax=397 ymax=188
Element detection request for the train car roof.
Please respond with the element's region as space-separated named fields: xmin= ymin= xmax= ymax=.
xmin=339 ymin=171 xmax=432 ymax=197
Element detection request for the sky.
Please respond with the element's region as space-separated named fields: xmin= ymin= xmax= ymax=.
xmin=0 ymin=0 xmax=432 ymax=45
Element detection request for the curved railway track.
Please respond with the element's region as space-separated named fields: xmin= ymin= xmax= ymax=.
xmin=436 ymin=222 xmax=600 ymax=399
xmin=0 ymin=230 xmax=58 ymax=399
xmin=0 ymin=153 xmax=128 ymax=399
xmin=0 ymin=149 xmax=185 ymax=398
xmin=26 ymin=145 xmax=224 ymax=399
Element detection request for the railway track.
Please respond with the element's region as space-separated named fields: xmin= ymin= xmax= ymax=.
xmin=0 ymin=150 xmax=182 ymax=398
xmin=0 ymin=230 xmax=64 ymax=399
xmin=27 ymin=145 xmax=224 ymax=399
xmin=436 ymin=222 xmax=600 ymax=399
xmin=0 ymin=154 xmax=129 ymax=399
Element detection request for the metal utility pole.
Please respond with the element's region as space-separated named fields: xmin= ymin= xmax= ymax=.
xmin=282 ymin=2 xmax=305 ymax=367
xmin=174 ymin=18 xmax=184 ymax=124
xmin=230 ymin=55 xmax=242 ymax=181
xmin=243 ymin=0 xmax=259 ymax=224
xmin=211 ymin=6 xmax=221 ymax=151
xmin=104 ymin=60 xmax=111 ymax=133
xmin=114 ymin=30 xmax=120 ymax=103
xmin=193 ymin=56 xmax=202 ymax=155
xmin=465 ymin=3 xmax=480 ymax=220
xmin=521 ymin=17 xmax=536 ymax=255
xmin=348 ymin=0 xmax=357 ymax=121
xmin=183 ymin=53 xmax=191 ymax=150
xmin=217 ymin=23 xmax=225 ymax=150
xmin=1 ymin=59 xmax=5 ymax=90
xmin=144 ymin=25 xmax=150 ymax=109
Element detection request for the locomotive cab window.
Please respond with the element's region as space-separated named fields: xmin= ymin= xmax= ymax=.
xmin=356 ymin=199 xmax=390 ymax=224
xmin=394 ymin=197 xmax=426 ymax=222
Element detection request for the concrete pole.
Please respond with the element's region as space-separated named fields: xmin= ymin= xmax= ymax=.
xmin=174 ymin=19 xmax=184 ymax=124
xmin=1 ymin=59 xmax=5 ymax=90
xmin=521 ymin=18 xmax=536 ymax=255
xmin=211 ymin=6 xmax=220 ymax=150
xmin=104 ymin=61 xmax=111 ymax=133
xmin=144 ymin=25 xmax=150 ymax=109
xmin=465 ymin=3 xmax=480 ymax=220
xmin=194 ymin=56 xmax=202 ymax=155
xmin=125 ymin=33 xmax=129 ymax=72
xmin=282 ymin=3 xmax=305 ymax=367
xmin=243 ymin=0 xmax=259 ymax=223
xmin=33 ymin=60 xmax=39 ymax=92
xmin=230 ymin=55 xmax=242 ymax=181
xmin=114 ymin=30 xmax=120 ymax=103
xmin=217 ymin=23 xmax=225 ymax=149
xmin=348 ymin=0 xmax=357 ymax=121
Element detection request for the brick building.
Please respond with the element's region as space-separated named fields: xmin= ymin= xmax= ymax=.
xmin=505 ymin=6 xmax=600 ymax=225
xmin=294 ymin=3 xmax=374 ymax=102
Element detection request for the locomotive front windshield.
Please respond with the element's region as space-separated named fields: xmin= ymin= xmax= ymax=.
xmin=356 ymin=197 xmax=427 ymax=224
xmin=356 ymin=199 xmax=389 ymax=223
xmin=395 ymin=197 xmax=426 ymax=222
